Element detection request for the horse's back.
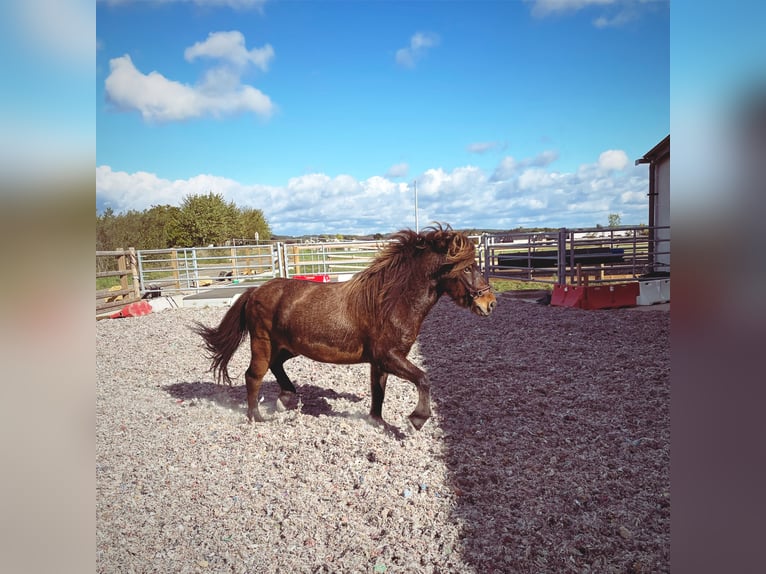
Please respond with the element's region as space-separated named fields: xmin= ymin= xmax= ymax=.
xmin=249 ymin=278 xmax=367 ymax=363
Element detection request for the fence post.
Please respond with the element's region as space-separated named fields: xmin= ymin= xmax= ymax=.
xmin=230 ymin=246 xmax=238 ymax=280
xmin=277 ymin=243 xmax=286 ymax=278
xmin=170 ymin=249 xmax=180 ymax=290
xmin=117 ymin=249 xmax=128 ymax=292
xmin=291 ymin=244 xmax=300 ymax=276
xmin=556 ymin=228 xmax=567 ymax=285
xmin=128 ymin=247 xmax=141 ymax=299
xmin=482 ymin=234 xmax=490 ymax=280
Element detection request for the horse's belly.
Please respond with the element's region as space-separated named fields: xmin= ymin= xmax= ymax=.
xmin=301 ymin=344 xmax=365 ymax=364
xmin=275 ymin=321 xmax=366 ymax=364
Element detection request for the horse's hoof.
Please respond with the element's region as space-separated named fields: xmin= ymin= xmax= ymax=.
xmin=369 ymin=414 xmax=385 ymax=427
xmin=247 ymin=410 xmax=266 ymax=423
xmin=408 ymin=412 xmax=429 ymax=430
xmin=277 ymin=392 xmax=298 ymax=411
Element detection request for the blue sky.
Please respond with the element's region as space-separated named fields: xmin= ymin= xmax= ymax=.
xmin=96 ymin=0 xmax=669 ymax=236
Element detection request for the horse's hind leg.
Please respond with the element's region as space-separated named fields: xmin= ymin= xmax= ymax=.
xmin=369 ymin=364 xmax=389 ymax=423
xmin=270 ymin=349 xmax=298 ymax=410
xmin=245 ymin=338 xmax=271 ymax=423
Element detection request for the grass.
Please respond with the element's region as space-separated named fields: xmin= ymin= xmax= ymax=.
xmin=97 ymin=277 xmax=121 ymax=290
xmin=489 ymin=279 xmax=552 ymax=293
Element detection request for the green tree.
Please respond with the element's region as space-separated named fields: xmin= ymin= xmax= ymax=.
xmin=97 ymin=193 xmax=272 ymax=249
xmin=239 ymin=207 xmax=272 ymax=242
xmin=141 ymin=205 xmax=181 ymax=249
xmin=96 ymin=207 xmax=116 ymax=251
xmin=608 ymin=213 xmax=621 ymax=227
xmin=169 ymin=192 xmax=240 ymax=247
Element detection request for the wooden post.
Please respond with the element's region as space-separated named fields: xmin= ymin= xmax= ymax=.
xmin=170 ymin=249 xmax=180 ymax=290
xmin=117 ymin=249 xmax=128 ymax=292
xmin=230 ymin=246 xmax=238 ymax=279
xmin=129 ymin=247 xmax=141 ymax=299
xmin=291 ymin=245 xmax=301 ymax=275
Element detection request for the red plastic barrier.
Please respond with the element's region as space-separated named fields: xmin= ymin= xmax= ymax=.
xmin=551 ymin=283 xmax=638 ymax=310
xmin=551 ymin=285 xmax=586 ymax=307
xmin=581 ymin=285 xmax=613 ymax=310
xmin=110 ymin=300 xmax=153 ymax=319
xmin=292 ymin=274 xmax=332 ymax=283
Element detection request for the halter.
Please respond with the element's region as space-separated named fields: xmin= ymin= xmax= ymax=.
xmin=468 ymin=284 xmax=492 ymax=300
xmin=459 ymin=270 xmax=492 ymax=300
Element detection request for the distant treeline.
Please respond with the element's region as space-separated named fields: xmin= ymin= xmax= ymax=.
xmin=96 ymin=192 xmax=272 ymax=251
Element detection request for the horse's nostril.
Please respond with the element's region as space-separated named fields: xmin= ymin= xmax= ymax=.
xmin=489 ymin=300 xmax=497 ymax=311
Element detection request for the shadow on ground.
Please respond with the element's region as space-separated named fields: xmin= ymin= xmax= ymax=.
xmin=164 ymin=380 xmax=387 ymax=423
xmin=416 ymin=298 xmax=670 ymax=572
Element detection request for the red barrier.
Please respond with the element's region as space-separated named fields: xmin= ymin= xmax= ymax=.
xmin=551 ymin=285 xmax=586 ymax=307
xmin=582 ymin=285 xmax=613 ymax=310
xmin=293 ymin=274 xmax=332 ymax=283
xmin=551 ymin=283 xmax=638 ymax=310
xmin=110 ymin=300 xmax=153 ymax=319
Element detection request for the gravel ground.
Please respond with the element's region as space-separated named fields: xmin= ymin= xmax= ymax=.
xmin=96 ymin=293 xmax=670 ymax=573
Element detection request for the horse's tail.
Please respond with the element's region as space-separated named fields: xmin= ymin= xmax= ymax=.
xmin=192 ymin=289 xmax=252 ymax=385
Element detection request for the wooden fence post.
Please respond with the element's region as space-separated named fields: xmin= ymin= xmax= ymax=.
xmin=117 ymin=249 xmax=128 ymax=292
xmin=129 ymin=247 xmax=141 ymax=299
xmin=230 ymin=246 xmax=238 ymax=279
xmin=170 ymin=249 xmax=180 ymax=290
xmin=291 ymin=245 xmax=301 ymax=276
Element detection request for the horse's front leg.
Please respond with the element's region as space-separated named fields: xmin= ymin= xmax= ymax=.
xmin=369 ymin=363 xmax=389 ymax=422
xmin=381 ymin=352 xmax=431 ymax=430
xmin=270 ymin=349 xmax=298 ymax=411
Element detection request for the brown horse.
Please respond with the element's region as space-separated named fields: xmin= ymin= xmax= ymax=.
xmin=193 ymin=225 xmax=497 ymax=430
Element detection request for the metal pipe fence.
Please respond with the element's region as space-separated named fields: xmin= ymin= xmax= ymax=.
xmin=97 ymin=226 xmax=670 ymax=311
xmin=135 ymin=243 xmax=281 ymax=294
xmin=481 ymin=225 xmax=670 ymax=286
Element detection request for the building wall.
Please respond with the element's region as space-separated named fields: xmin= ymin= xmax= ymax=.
xmin=654 ymin=156 xmax=670 ymax=269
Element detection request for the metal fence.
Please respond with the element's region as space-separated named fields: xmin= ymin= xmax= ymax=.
xmin=135 ymin=243 xmax=281 ymax=295
xmin=98 ymin=226 xmax=670 ymax=308
xmin=130 ymin=238 xmax=484 ymax=296
xmin=481 ymin=225 xmax=670 ymax=286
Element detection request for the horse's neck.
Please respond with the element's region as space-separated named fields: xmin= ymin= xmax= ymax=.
xmin=402 ymin=276 xmax=441 ymax=320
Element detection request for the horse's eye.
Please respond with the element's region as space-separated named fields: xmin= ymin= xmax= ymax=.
xmin=463 ymin=267 xmax=471 ymax=274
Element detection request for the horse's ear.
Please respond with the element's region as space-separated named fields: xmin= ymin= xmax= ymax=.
xmin=447 ymin=233 xmax=467 ymax=260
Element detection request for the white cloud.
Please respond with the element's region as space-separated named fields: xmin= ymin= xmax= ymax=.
xmin=492 ymin=156 xmax=518 ymax=181
xmin=105 ymin=30 xmax=276 ymax=122
xmin=528 ymin=0 xmax=655 ymax=28
xmin=530 ymin=0 xmax=615 ymax=17
xmin=395 ymin=32 xmax=440 ymax=68
xmin=492 ymin=149 xmax=558 ymax=182
xmin=467 ymin=141 xmax=501 ymax=154
xmin=528 ymin=149 xmax=560 ymax=167
xmin=518 ymin=168 xmax=552 ymax=190
xmin=185 ymin=31 xmax=274 ymax=71
xmin=598 ymin=149 xmax=629 ymax=171
xmin=620 ymin=190 xmax=646 ymax=204
xmin=97 ymin=146 xmax=650 ymax=235
xmin=385 ymin=163 xmax=409 ymax=178
xmin=96 ymin=165 xmax=259 ymax=211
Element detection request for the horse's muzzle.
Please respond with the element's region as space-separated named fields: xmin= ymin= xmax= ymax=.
xmin=472 ymin=292 xmax=497 ymax=316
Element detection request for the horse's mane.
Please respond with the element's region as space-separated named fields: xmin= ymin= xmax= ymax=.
xmin=345 ymin=224 xmax=476 ymax=320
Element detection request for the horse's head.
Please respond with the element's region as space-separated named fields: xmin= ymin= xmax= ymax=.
xmin=425 ymin=226 xmax=496 ymax=316
xmin=439 ymin=260 xmax=497 ymax=316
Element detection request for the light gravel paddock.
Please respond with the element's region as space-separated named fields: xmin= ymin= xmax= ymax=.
xmin=97 ymin=294 xmax=669 ymax=573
